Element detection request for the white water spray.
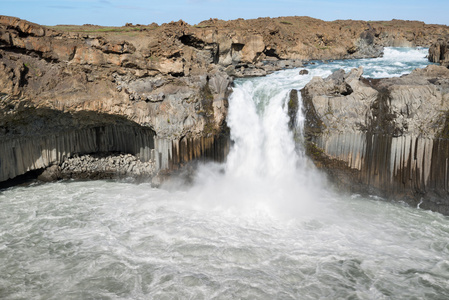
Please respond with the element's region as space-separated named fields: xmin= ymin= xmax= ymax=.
xmin=186 ymin=72 xmax=328 ymax=219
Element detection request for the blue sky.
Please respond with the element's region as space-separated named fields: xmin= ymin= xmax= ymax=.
xmin=2 ymin=0 xmax=448 ymax=26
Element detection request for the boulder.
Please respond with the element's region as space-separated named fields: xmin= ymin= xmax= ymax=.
xmin=351 ymin=29 xmax=384 ymax=58
xmin=37 ymin=165 xmax=61 ymax=182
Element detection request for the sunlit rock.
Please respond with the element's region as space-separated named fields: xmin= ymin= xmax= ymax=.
xmin=301 ymin=65 xmax=449 ymax=214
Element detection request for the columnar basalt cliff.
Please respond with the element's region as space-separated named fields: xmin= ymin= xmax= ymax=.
xmin=1 ymin=15 xmax=449 ymax=185
xmin=0 ymin=16 xmax=233 ymax=184
xmin=301 ymin=65 xmax=449 ymax=214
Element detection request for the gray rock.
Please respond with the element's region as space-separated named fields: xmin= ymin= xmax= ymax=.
xmin=59 ymin=152 xmax=157 ymax=180
xmin=301 ymin=65 xmax=449 ymax=215
xmin=429 ymin=37 xmax=449 ymax=68
xmin=37 ymin=165 xmax=61 ymax=182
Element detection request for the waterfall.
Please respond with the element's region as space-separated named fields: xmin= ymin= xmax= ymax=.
xmin=186 ymin=72 xmax=327 ymax=218
xmin=174 ymin=47 xmax=433 ymax=218
xmin=226 ymin=79 xmax=300 ymax=179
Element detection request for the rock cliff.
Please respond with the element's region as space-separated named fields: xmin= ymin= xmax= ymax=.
xmin=301 ymin=65 xmax=449 ymax=214
xmin=429 ymin=37 xmax=449 ymax=67
xmin=0 ymin=16 xmax=232 ymax=184
xmin=1 ymin=15 xmax=449 ymax=185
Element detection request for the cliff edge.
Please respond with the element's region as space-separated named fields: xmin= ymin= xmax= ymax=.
xmin=301 ymin=65 xmax=449 ymax=214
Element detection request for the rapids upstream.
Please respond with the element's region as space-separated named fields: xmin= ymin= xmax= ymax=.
xmin=1 ymin=48 xmax=449 ymax=299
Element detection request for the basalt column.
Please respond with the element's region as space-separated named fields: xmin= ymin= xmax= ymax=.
xmin=301 ymin=65 xmax=449 ymax=215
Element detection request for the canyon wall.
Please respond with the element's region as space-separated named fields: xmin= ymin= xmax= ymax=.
xmin=0 ymin=16 xmax=232 ymax=183
xmin=1 ymin=15 xmax=449 ymax=185
xmin=301 ymin=65 xmax=449 ymax=214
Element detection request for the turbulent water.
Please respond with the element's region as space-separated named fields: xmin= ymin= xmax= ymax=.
xmin=1 ymin=48 xmax=449 ymax=299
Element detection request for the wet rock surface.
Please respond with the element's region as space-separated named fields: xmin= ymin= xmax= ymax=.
xmin=301 ymin=65 xmax=449 ymax=215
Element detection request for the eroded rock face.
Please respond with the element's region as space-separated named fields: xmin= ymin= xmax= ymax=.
xmin=301 ymin=65 xmax=449 ymax=215
xmin=0 ymin=17 xmax=234 ymax=183
xmin=429 ymin=37 xmax=449 ymax=68
xmin=1 ymin=15 xmax=449 ymax=185
xmin=0 ymin=108 xmax=157 ymax=182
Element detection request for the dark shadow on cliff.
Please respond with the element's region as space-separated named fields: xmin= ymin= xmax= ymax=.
xmin=0 ymin=107 xmax=157 ymax=184
xmin=0 ymin=169 xmax=44 ymax=190
xmin=0 ymin=107 xmax=155 ymax=137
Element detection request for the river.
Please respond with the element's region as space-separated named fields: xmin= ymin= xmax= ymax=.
xmin=1 ymin=48 xmax=448 ymax=299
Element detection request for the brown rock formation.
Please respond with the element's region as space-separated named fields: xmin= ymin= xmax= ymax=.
xmin=0 ymin=16 xmax=231 ymax=183
xmin=429 ymin=37 xmax=449 ymax=67
xmin=301 ymin=65 xmax=449 ymax=215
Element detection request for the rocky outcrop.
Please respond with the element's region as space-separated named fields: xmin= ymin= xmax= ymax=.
xmin=429 ymin=37 xmax=449 ymax=67
xmin=39 ymin=153 xmax=156 ymax=182
xmin=0 ymin=16 xmax=232 ymax=184
xmin=301 ymin=65 xmax=449 ymax=215
xmin=0 ymin=107 xmax=157 ymax=182
xmin=288 ymin=89 xmax=299 ymax=131
xmin=168 ymin=17 xmax=448 ymax=76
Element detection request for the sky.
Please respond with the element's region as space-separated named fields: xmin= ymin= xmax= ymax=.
xmin=1 ymin=0 xmax=448 ymax=26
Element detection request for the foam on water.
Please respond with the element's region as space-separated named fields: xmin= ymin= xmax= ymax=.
xmin=1 ymin=180 xmax=449 ymax=299
xmin=0 ymin=48 xmax=448 ymax=299
xmin=295 ymin=46 xmax=431 ymax=80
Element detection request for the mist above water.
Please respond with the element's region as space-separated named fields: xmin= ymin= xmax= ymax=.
xmin=182 ymin=72 xmax=329 ymax=220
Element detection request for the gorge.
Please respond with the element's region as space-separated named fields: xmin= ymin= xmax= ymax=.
xmin=1 ymin=46 xmax=449 ymax=299
xmin=1 ymin=15 xmax=449 ymax=190
xmin=3 ymin=15 xmax=449 ymax=214
xmin=1 ymin=14 xmax=449 ymax=298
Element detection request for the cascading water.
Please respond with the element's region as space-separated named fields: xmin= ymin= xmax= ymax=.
xmin=185 ymin=71 xmax=328 ymax=219
xmin=1 ymin=48 xmax=449 ymax=299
